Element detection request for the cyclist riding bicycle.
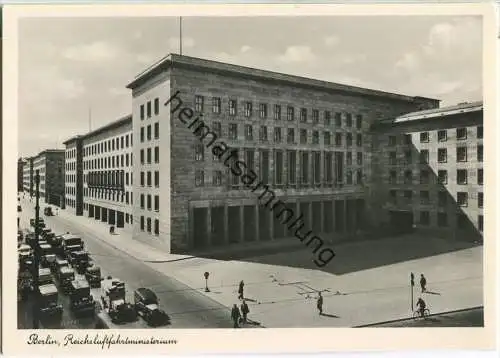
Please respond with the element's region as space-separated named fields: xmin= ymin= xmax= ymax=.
xmin=416 ymin=297 xmax=426 ymax=317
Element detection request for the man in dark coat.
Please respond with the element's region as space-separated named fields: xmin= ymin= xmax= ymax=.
xmin=238 ymin=280 xmax=244 ymax=300
xmin=420 ymin=274 xmax=427 ymax=293
xmin=231 ymin=304 xmax=241 ymax=328
xmin=240 ymin=299 xmax=250 ymax=324
xmin=317 ymin=292 xmax=323 ymax=315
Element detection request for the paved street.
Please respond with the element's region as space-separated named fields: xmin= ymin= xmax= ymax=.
xmin=360 ymin=307 xmax=484 ymax=327
xmin=18 ymin=196 xmax=234 ymax=329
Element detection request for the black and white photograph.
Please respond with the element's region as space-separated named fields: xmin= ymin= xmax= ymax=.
xmin=2 ymin=2 xmax=497 ymax=355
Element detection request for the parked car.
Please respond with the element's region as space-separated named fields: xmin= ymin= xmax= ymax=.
xmin=40 ymin=243 xmax=56 ymax=268
xmin=57 ymin=266 xmax=75 ymax=294
xmin=51 ymin=257 xmax=69 ymax=274
xmin=44 ymin=207 xmax=53 ymax=216
xmin=85 ymin=266 xmax=102 ymax=288
xmin=70 ymin=251 xmax=90 ymax=274
xmin=134 ymin=287 xmax=170 ymax=326
xmin=38 ymin=284 xmax=63 ymax=319
xmin=69 ymin=280 xmax=95 ymax=316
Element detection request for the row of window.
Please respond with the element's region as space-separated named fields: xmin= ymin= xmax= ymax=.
xmin=389 ymin=189 xmax=483 ymax=208
xmin=388 ymin=146 xmax=483 ymax=165
xmin=86 ymin=170 xmax=125 ymax=190
xmin=388 ymin=168 xmax=483 ymax=186
xmin=140 ymin=171 xmax=160 ymax=187
xmin=139 ymin=216 xmax=160 ymax=236
xmin=140 ymin=98 xmax=160 ymax=120
xmin=139 ymin=194 xmax=160 ymax=212
xmin=84 ymin=133 xmax=133 ymax=157
xmin=389 ymin=126 xmax=483 ymax=146
xmin=66 ymin=148 xmax=77 ymax=159
xmin=416 ymin=212 xmax=483 ymax=232
xmin=66 ymin=174 xmax=77 ymax=184
xmin=84 ymin=153 xmax=133 ymax=171
xmin=140 ymin=123 xmax=159 ymax=143
xmin=193 ymin=95 xmax=364 ymax=128
xmin=85 ymin=188 xmax=133 ymax=205
xmin=140 ymin=147 xmax=160 ymax=165
xmin=66 ymin=161 xmax=77 ymax=171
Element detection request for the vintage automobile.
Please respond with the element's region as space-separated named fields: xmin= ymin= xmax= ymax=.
xmin=100 ymin=278 xmax=137 ymax=324
xmin=44 ymin=207 xmax=54 ymax=216
xmin=40 ymin=243 xmax=56 ymax=268
xmin=18 ymin=244 xmax=33 ymax=262
xmin=39 ymin=267 xmax=54 ymax=286
xmin=51 ymin=257 xmax=69 ymax=274
xmin=134 ymin=287 xmax=170 ymax=327
xmin=58 ymin=266 xmax=75 ymax=294
xmin=38 ymin=284 xmax=63 ymax=319
xmin=69 ymin=280 xmax=95 ymax=316
xmin=18 ymin=269 xmax=33 ymax=301
xmin=69 ymin=251 xmax=90 ymax=274
xmin=41 ymin=228 xmax=53 ymax=239
xmin=30 ymin=218 xmax=46 ymax=229
xmin=85 ymin=266 xmax=102 ymax=288
xmin=61 ymin=234 xmax=85 ymax=258
xmin=49 ymin=235 xmax=65 ymax=256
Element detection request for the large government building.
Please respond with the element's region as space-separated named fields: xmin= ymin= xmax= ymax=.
xmin=21 ymin=54 xmax=483 ymax=255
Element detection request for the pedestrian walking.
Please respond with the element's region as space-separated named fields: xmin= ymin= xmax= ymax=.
xmin=238 ymin=280 xmax=244 ymax=300
xmin=240 ymin=299 xmax=250 ymax=325
xmin=231 ymin=304 xmax=241 ymax=328
xmin=420 ymin=274 xmax=427 ymax=293
xmin=316 ymin=291 xmax=324 ymax=315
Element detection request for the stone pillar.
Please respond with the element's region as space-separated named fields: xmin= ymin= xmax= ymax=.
xmin=269 ymin=207 xmax=274 ymax=240
xmin=254 ymin=204 xmax=260 ymax=241
xmin=239 ymin=205 xmax=244 ymax=243
xmin=223 ymin=205 xmax=229 ymax=245
xmin=319 ymin=201 xmax=324 ymax=234
xmin=206 ymin=206 xmax=212 ymax=247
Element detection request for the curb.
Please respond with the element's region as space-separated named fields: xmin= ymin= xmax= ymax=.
xmin=354 ymin=306 xmax=484 ymax=327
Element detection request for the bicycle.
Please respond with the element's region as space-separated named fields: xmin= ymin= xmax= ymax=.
xmin=413 ymin=308 xmax=430 ymax=320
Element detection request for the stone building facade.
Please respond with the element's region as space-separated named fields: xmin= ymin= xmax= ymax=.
xmin=22 ymin=157 xmax=34 ymax=196
xmin=63 ymin=115 xmax=134 ymax=228
xmin=32 ymin=149 xmax=65 ymax=206
xmin=371 ymin=101 xmax=483 ymax=241
xmin=18 ymin=158 xmax=26 ymax=192
xmin=126 ymin=54 xmax=439 ymax=253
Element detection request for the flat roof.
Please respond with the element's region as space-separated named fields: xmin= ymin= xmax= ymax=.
xmin=388 ymin=101 xmax=483 ymax=124
xmin=63 ymin=114 xmax=132 ymax=145
xmin=127 ymin=54 xmax=439 ymax=103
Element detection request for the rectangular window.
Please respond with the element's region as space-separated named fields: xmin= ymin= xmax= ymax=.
xmin=154 ymin=98 xmax=159 ymax=115
xmin=147 ymin=195 xmax=151 ymax=210
xmin=356 ymin=170 xmax=363 ymax=184
xmin=140 ymin=127 xmax=144 ymax=143
xmin=195 ymin=95 xmax=204 ymax=112
xmin=284 ymin=151 xmax=296 ymax=186
xmin=457 ymin=127 xmax=467 ymax=140
xmin=312 ymin=109 xmax=319 ymax=124
xmin=324 ymin=132 xmax=331 ymax=146
xmin=126 ymin=135 xmax=129 ymax=147
xmin=195 ymin=144 xmax=204 ymax=161
xmin=147 ymin=171 xmax=151 ymax=187
xmin=404 ymin=170 xmax=412 ymax=184
xmin=478 ymin=169 xmax=483 ymax=185
xmin=147 ymin=218 xmax=151 ymax=233
xmin=274 ymin=127 xmax=282 ymax=143
xmin=324 ymin=111 xmax=331 ymax=126
xmin=229 ymin=99 xmax=237 ymax=116
xmin=389 ymin=152 xmax=397 ymax=165
xmin=244 ymin=102 xmax=252 ymax=117
xmin=274 ymin=105 xmax=281 ymax=120
xmin=212 ymin=97 xmax=221 ymax=114
xmin=346 ymin=170 xmax=353 ymax=185
xmin=420 ymin=132 xmax=429 ymax=143
xmin=404 ymin=150 xmax=412 ymax=164
xmin=213 ymin=122 xmax=222 ymax=137
xmin=312 ymin=131 xmax=319 ymax=145
xmin=438 ymin=148 xmax=447 ymax=163
xmin=245 ymin=125 xmax=253 ymax=140
xmin=389 ymin=136 xmax=397 ymax=146
xmin=147 ymin=148 xmax=151 ymax=164
xmin=147 ymin=101 xmax=152 ymax=118
xmin=140 ymin=149 xmax=144 ymax=164
xmin=140 ymin=194 xmax=144 ymax=209
xmin=154 ymin=171 xmax=159 ymax=187
xmin=287 ymin=128 xmax=295 ymax=144
xmin=147 ymin=125 xmax=151 ymax=141
xmin=275 ymin=151 xmax=283 ymax=185
xmin=390 ymin=190 xmax=397 ymax=204
xmin=478 ymin=215 xmax=483 ymax=232
xmin=457 ymin=169 xmax=468 ymax=185
xmin=140 ymin=216 xmax=144 ymax=231
xmin=438 ymin=170 xmax=448 ymax=185
xmin=356 ymin=115 xmax=362 ymax=130
xmin=335 ymin=112 xmax=342 ymax=127
xmin=477 ymin=145 xmax=483 ymax=162
xmin=260 ymin=150 xmax=269 ymax=185
xmin=154 ymin=219 xmax=159 ymax=235
xmin=356 ymin=134 xmax=363 ymax=147
xmin=389 ymin=170 xmax=397 ymax=184
xmin=259 ymin=103 xmax=267 ymax=118
xmin=140 ymin=105 xmax=145 ymax=120
xmin=313 ymin=152 xmax=321 ymax=185
xmin=301 ymin=152 xmax=309 ymax=185
xmin=154 ymin=195 xmax=159 ymax=212
xmin=346 ymin=152 xmax=352 ymax=166
xmin=457 ymin=192 xmax=468 ymax=207
xmin=287 ymin=106 xmax=295 ymax=121
xmin=420 ymin=190 xmax=430 ymax=204
xmin=195 ymin=170 xmax=204 ymax=187
xmin=420 ymin=211 xmax=430 ymax=226
xmin=260 ymin=126 xmax=268 ymax=142
xmin=420 ymin=150 xmax=429 ymax=164
xmin=346 ymin=113 xmax=353 ymax=127
xmin=300 ymin=108 xmax=307 ymax=123
xmin=300 ymin=129 xmax=307 ymax=144
xmin=457 ymin=146 xmax=468 ymax=162
xmin=438 ymin=191 xmax=447 ymax=207
xmin=438 ymin=130 xmax=447 ymax=142
xmin=346 ymin=133 xmax=353 ymax=147
xmin=335 ymin=152 xmax=344 ymax=184
xmin=213 ymin=170 xmax=222 ymax=186
xmin=404 ymin=190 xmax=412 ymax=200
xmin=154 ymin=122 xmax=159 ymax=139
xmin=477 ymin=125 xmax=483 ymax=139
xmin=478 ymin=192 xmax=483 ymax=208
xmin=229 ymin=124 xmax=238 ymax=140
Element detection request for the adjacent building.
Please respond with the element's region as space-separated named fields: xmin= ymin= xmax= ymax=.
xmin=22 ymin=157 xmax=34 ymax=196
xmin=32 ymin=149 xmax=65 ymax=206
xmin=18 ymin=158 xmax=26 ymax=192
xmin=371 ymin=101 xmax=483 ymax=241
xmin=126 ymin=54 xmax=440 ymax=253
xmin=63 ymin=115 xmax=134 ymax=229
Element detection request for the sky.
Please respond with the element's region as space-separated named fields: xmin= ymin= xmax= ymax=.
xmin=18 ymin=16 xmax=482 ymax=157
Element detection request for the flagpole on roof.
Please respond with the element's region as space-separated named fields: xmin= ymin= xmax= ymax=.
xmin=179 ymin=16 xmax=183 ymax=56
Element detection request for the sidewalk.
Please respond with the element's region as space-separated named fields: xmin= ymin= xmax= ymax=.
xmin=27 ymin=198 xmax=484 ymax=327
